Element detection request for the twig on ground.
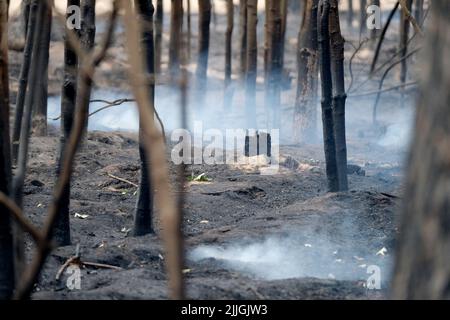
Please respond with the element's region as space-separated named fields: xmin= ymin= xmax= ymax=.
xmin=55 ymin=256 xmax=79 ymax=281
xmin=82 ymin=261 xmax=123 ymax=271
xmin=56 ymin=251 xmax=123 ymax=281
xmin=106 ymin=173 xmax=138 ymax=188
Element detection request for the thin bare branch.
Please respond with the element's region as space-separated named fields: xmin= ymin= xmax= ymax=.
xmin=0 ymin=192 xmax=46 ymax=246
xmin=348 ymin=81 xmax=418 ymax=98
xmin=370 ymin=1 xmax=400 ymax=75
xmin=399 ymin=0 xmax=424 ymax=37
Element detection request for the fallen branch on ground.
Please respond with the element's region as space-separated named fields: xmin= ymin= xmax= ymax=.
xmin=56 ymin=250 xmax=123 ymax=281
xmin=106 ymin=173 xmax=138 ymax=188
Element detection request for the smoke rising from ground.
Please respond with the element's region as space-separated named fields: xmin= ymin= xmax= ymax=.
xmin=189 ymin=228 xmax=393 ymax=283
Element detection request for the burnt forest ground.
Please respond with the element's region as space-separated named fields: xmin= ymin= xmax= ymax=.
xmin=6 ymin=1 xmax=416 ymax=299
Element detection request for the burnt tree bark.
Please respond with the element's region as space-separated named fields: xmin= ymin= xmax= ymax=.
xmin=11 ymin=0 xmax=39 ymax=285
xmin=318 ymin=0 xmax=339 ymax=192
xmin=134 ymin=0 xmax=155 ymax=236
xmin=186 ymin=0 xmax=191 ymax=60
xmin=21 ymin=0 xmax=30 ymax=38
xmin=294 ymin=0 xmax=319 ymax=143
xmin=224 ymin=0 xmax=234 ymax=109
xmin=280 ymin=0 xmax=288 ymax=68
xmin=196 ymin=0 xmax=211 ymax=105
xmin=169 ymin=0 xmax=183 ymax=78
xmin=31 ymin=1 xmax=51 ymax=137
xmin=12 ymin=0 xmax=47 ymax=277
xmin=239 ymin=0 xmax=247 ymax=79
xmin=329 ymin=0 xmax=348 ymax=191
xmin=79 ymin=0 xmax=96 ymax=129
xmin=264 ymin=0 xmax=269 ymax=78
xmin=391 ymin=1 xmax=450 ymax=300
xmin=81 ymin=0 xmax=96 ymax=51
xmin=155 ymin=0 xmax=163 ymax=73
xmin=55 ymin=0 xmax=81 ymax=247
xmin=12 ymin=0 xmax=38 ymax=163
xmin=266 ymin=0 xmax=282 ymax=129
xmin=14 ymin=0 xmax=46 ymax=210
xmin=245 ymin=0 xmax=258 ymax=128
xmin=0 ymin=0 xmax=14 ymax=299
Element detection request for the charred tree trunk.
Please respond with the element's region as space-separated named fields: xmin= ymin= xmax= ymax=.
xmin=169 ymin=0 xmax=183 ymax=78
xmin=280 ymin=0 xmax=288 ymax=68
xmin=318 ymin=0 xmax=339 ymax=192
xmin=266 ymin=0 xmax=282 ymax=129
xmin=12 ymin=0 xmax=47 ymax=277
xmin=79 ymin=0 xmax=96 ymax=129
xmin=12 ymin=0 xmax=38 ymax=163
xmin=0 ymin=0 xmax=14 ymax=299
xmin=196 ymin=0 xmax=211 ymax=105
xmin=391 ymin=1 xmax=450 ymax=300
xmin=14 ymin=0 xmax=45 ymax=211
xmin=11 ymin=0 xmax=39 ymax=285
xmin=329 ymin=0 xmax=348 ymax=191
xmin=347 ymin=0 xmax=353 ymax=28
xmin=55 ymin=0 xmax=81 ymax=247
xmin=399 ymin=0 xmax=412 ymax=106
xmin=31 ymin=1 xmax=51 ymax=137
xmin=134 ymin=0 xmax=155 ymax=236
xmin=53 ymin=0 xmax=95 ymax=247
xmin=155 ymin=0 xmax=163 ymax=73
xmin=239 ymin=0 xmax=248 ymax=79
xmin=224 ymin=0 xmax=234 ymax=109
xmin=81 ymin=0 xmax=96 ymax=51
xmin=186 ymin=0 xmax=191 ymax=60
xmin=245 ymin=0 xmax=258 ymax=128
xmin=264 ymin=0 xmax=269 ymax=78
xmin=294 ymin=0 xmax=319 ymax=143
xmin=21 ymin=0 xmax=30 ymax=38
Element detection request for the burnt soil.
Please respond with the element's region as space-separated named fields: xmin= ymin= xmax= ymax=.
xmin=6 ymin=3 xmax=413 ymax=299
xmin=18 ymin=130 xmax=402 ymax=300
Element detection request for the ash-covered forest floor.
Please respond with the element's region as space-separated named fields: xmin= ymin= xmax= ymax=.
xmin=7 ymin=1 xmax=417 ymax=299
